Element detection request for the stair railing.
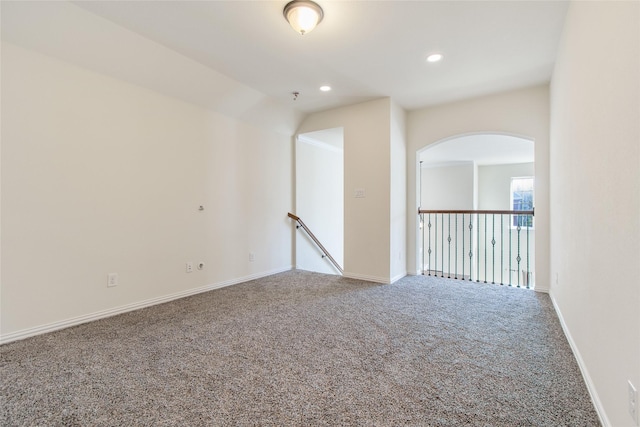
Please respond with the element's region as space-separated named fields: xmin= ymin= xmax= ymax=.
xmin=418 ymin=209 xmax=535 ymax=288
xmin=288 ymin=213 xmax=344 ymax=275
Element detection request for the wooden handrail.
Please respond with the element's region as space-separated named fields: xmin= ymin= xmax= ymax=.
xmin=288 ymin=212 xmax=344 ymax=275
xmin=419 ymin=209 xmax=534 ymax=216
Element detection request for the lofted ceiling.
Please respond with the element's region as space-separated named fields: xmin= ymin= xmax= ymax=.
xmin=1 ymin=1 xmax=569 ymax=115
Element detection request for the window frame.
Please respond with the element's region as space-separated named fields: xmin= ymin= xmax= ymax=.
xmin=510 ymin=176 xmax=534 ymax=229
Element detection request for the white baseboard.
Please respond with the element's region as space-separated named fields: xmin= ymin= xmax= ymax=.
xmin=0 ymin=266 xmax=293 ymax=345
xmin=390 ymin=272 xmax=407 ymax=284
xmin=549 ymin=292 xmax=610 ymax=427
xmin=343 ymin=272 xmax=392 ymax=284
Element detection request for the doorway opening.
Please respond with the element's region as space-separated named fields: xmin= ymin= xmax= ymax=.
xmin=295 ymin=127 xmax=344 ymax=275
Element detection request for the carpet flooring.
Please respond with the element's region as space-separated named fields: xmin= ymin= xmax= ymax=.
xmin=1 ymin=270 xmax=600 ymax=426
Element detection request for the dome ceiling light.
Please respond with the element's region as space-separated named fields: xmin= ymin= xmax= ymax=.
xmin=283 ymin=0 xmax=324 ymax=35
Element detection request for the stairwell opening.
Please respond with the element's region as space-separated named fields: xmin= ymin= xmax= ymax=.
xmin=294 ymin=127 xmax=344 ymax=275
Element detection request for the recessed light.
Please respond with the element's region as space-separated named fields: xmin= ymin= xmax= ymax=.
xmin=320 ymin=85 xmax=331 ymax=92
xmin=426 ymin=53 xmax=443 ymax=63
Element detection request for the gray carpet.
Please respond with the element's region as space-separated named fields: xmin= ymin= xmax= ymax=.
xmin=1 ymin=270 xmax=600 ymax=426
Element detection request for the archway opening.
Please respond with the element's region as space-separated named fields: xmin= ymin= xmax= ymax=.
xmin=417 ymin=133 xmax=535 ymax=287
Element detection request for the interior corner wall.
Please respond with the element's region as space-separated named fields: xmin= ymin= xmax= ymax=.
xmin=297 ymin=98 xmax=392 ymax=283
xmin=1 ymin=42 xmax=294 ymax=341
xmin=549 ymin=2 xmax=640 ymax=426
xmin=406 ymin=86 xmax=550 ymax=286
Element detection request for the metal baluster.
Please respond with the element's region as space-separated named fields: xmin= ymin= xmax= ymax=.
xmin=447 ymin=213 xmax=451 ymax=278
xmin=419 ymin=161 xmax=423 ymax=275
xmin=516 ymin=222 xmax=522 ymax=288
xmin=491 ymin=214 xmax=496 ymax=284
xmin=421 ymin=213 xmax=425 ymax=275
xmin=469 ymin=215 xmax=474 ymax=282
xmin=435 ymin=214 xmax=438 ymax=277
xmin=500 ymin=214 xmax=504 ymax=286
xmin=483 ymin=214 xmax=487 ymax=283
xmin=509 ymin=216 xmax=512 ymax=286
xmin=428 ymin=214 xmax=432 ymax=276
xmin=526 ymin=218 xmax=530 ymax=289
xmin=462 ymin=214 xmax=465 ymax=280
xmin=455 ymin=214 xmax=458 ymax=279
xmin=477 ymin=214 xmax=480 ymax=283
xmin=441 ymin=213 xmax=444 ymax=278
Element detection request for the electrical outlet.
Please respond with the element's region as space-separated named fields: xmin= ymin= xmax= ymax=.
xmin=630 ymin=380 xmax=638 ymax=425
xmin=249 ymin=252 xmax=255 ymax=262
xmin=107 ymin=273 xmax=118 ymax=287
xmin=186 ymin=262 xmax=193 ymax=273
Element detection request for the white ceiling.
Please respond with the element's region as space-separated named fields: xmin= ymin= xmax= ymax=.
xmin=419 ymin=134 xmax=534 ymax=166
xmin=1 ymin=1 xmax=569 ymax=115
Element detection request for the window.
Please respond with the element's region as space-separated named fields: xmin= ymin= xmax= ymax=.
xmin=511 ymin=177 xmax=534 ymax=228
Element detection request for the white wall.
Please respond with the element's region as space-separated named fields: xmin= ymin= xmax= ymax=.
xmin=550 ymin=2 xmax=640 ymax=426
xmin=421 ymin=163 xmax=475 ymax=210
xmin=297 ymin=98 xmax=394 ymax=283
xmin=407 ymin=86 xmax=550 ymax=289
xmin=478 ymin=163 xmax=534 ymax=210
xmin=1 ymin=42 xmax=294 ymax=341
xmin=390 ymin=101 xmax=407 ymax=282
xmin=295 ymin=134 xmax=344 ymax=274
xmin=296 ymin=98 xmax=407 ymax=284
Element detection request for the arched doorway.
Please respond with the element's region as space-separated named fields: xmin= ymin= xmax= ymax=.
xmin=417 ymin=133 xmax=535 ymax=287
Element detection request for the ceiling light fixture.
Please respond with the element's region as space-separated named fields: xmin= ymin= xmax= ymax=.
xmin=426 ymin=53 xmax=444 ymax=63
xmin=319 ymin=85 xmax=331 ymax=92
xmin=283 ymin=0 xmax=324 ymax=35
